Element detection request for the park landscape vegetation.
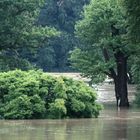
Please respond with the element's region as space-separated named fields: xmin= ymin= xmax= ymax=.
xmin=0 ymin=70 xmax=101 ymax=119
xmin=70 ymin=0 xmax=140 ymax=107
xmin=0 ymin=0 xmax=140 ymax=119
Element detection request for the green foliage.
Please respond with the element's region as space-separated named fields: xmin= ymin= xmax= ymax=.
xmin=0 ymin=70 xmax=101 ymax=119
xmin=0 ymin=0 xmax=57 ymax=50
xmin=70 ymin=0 xmax=136 ymax=83
xmin=34 ymin=0 xmax=90 ymax=71
xmin=0 ymin=0 xmax=58 ymax=71
xmin=63 ymin=77 xmax=102 ymax=118
xmin=0 ymin=0 xmax=89 ymax=72
xmin=70 ymin=48 xmax=106 ymax=82
xmin=4 ymin=95 xmax=33 ymax=119
xmin=36 ymin=46 xmax=56 ymax=71
xmin=124 ymin=0 xmax=140 ymax=105
xmin=124 ymin=0 xmax=140 ymax=43
xmin=0 ymin=51 xmax=34 ymax=72
xmin=131 ymin=53 xmax=140 ymax=106
xmin=48 ymin=99 xmax=67 ymax=119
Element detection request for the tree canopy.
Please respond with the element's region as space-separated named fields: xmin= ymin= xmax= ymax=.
xmin=35 ymin=0 xmax=90 ymax=71
xmin=70 ymin=0 xmax=139 ymax=106
xmin=0 ymin=0 xmax=57 ymax=50
xmin=71 ymin=0 xmax=128 ymax=81
xmin=124 ymin=0 xmax=140 ymax=43
xmin=0 ymin=0 xmax=58 ymax=71
xmin=124 ymin=0 xmax=140 ymax=106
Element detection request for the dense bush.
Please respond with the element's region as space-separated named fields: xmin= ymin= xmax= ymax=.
xmin=0 ymin=70 xmax=101 ymax=119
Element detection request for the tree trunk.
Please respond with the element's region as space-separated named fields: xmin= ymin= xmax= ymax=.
xmin=102 ymin=47 xmax=129 ymax=107
xmin=114 ymin=51 xmax=129 ymax=107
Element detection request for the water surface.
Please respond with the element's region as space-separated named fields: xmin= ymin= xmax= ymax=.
xmin=0 ymin=84 xmax=139 ymax=140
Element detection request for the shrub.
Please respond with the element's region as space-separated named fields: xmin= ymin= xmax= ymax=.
xmin=48 ymin=99 xmax=67 ymax=119
xmin=4 ymin=95 xmax=33 ymax=119
xmin=0 ymin=70 xmax=101 ymax=119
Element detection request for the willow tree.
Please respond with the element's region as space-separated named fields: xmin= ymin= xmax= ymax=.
xmin=71 ymin=0 xmax=135 ymax=107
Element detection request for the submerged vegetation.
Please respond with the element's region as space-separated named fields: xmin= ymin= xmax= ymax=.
xmin=0 ymin=70 xmax=101 ymax=119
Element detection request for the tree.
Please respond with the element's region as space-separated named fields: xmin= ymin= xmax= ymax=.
xmin=0 ymin=51 xmax=34 ymax=71
xmin=36 ymin=0 xmax=90 ymax=71
xmin=124 ymin=0 xmax=140 ymax=105
xmin=124 ymin=0 xmax=140 ymax=43
xmin=7 ymin=0 xmax=89 ymax=71
xmin=0 ymin=0 xmax=57 ymax=71
xmin=124 ymin=0 xmax=140 ymax=82
xmin=70 ymin=0 xmax=136 ymax=107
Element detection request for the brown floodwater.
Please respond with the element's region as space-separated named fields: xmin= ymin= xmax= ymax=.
xmin=96 ymin=84 xmax=136 ymax=103
xmin=0 ymin=84 xmax=140 ymax=140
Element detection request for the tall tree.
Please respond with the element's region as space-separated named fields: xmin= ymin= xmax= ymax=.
xmin=124 ymin=0 xmax=140 ymax=105
xmin=0 ymin=0 xmax=57 ymax=71
xmin=124 ymin=0 xmax=140 ymax=82
xmin=36 ymin=0 xmax=90 ymax=71
xmin=70 ymin=0 xmax=136 ymax=107
xmin=124 ymin=0 xmax=140 ymax=43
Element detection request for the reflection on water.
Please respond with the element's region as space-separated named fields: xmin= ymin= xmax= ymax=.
xmin=96 ymin=84 xmax=136 ymax=103
xmin=1 ymin=107 xmax=140 ymax=140
xmin=0 ymin=84 xmax=139 ymax=140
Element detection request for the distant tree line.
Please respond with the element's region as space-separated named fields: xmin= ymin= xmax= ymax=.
xmin=0 ymin=0 xmax=90 ymax=72
xmin=0 ymin=0 xmax=58 ymax=71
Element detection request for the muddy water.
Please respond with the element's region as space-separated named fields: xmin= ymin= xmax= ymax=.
xmin=0 ymin=84 xmax=140 ymax=140
xmin=96 ymin=84 xmax=136 ymax=103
